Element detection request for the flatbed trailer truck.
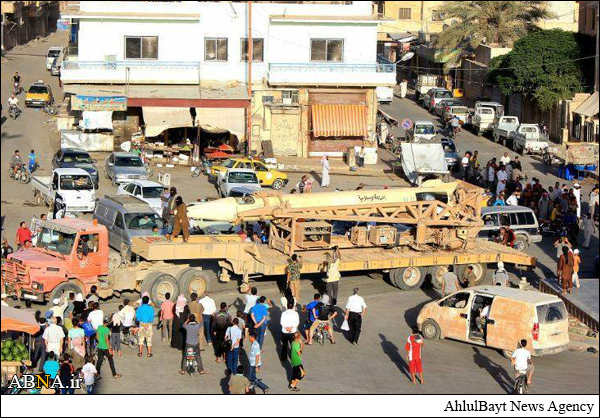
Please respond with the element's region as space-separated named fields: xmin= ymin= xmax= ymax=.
xmin=1 ymin=181 xmax=537 ymax=305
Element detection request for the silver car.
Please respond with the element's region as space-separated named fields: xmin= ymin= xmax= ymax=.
xmin=216 ymin=168 xmax=262 ymax=198
xmin=104 ymin=152 xmax=149 ymax=187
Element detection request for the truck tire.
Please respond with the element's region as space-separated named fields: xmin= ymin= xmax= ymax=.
xmin=50 ymin=282 xmax=83 ymax=303
xmin=513 ymin=235 xmax=529 ymax=252
xmin=108 ymin=250 xmax=122 ymax=272
xmin=421 ymin=319 xmax=441 ymax=340
xmin=150 ymin=273 xmax=179 ymax=307
xmin=430 ymin=265 xmax=449 ymax=289
xmin=390 ymin=267 xmax=425 ymax=291
xmin=176 ymin=268 xmax=213 ymax=299
xmin=272 ymin=179 xmax=284 ymax=190
xmin=457 ymin=263 xmax=488 ymax=287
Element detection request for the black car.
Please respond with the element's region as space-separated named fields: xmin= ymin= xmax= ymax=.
xmin=51 ymin=148 xmax=100 ymax=187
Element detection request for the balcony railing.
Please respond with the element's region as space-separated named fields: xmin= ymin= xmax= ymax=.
xmin=268 ymin=62 xmax=396 ymax=74
xmin=62 ymin=60 xmax=201 ymax=71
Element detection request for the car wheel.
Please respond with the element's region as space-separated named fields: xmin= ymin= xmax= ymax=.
xmin=513 ymin=236 xmax=529 ymax=252
xmin=421 ymin=319 xmax=441 ymax=340
xmin=272 ymin=179 xmax=284 ymax=190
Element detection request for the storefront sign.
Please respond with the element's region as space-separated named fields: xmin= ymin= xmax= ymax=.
xmin=71 ymin=95 xmax=128 ymax=111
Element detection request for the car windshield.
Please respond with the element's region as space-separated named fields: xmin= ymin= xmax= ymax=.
xmin=505 ymin=117 xmax=518 ymax=124
xmin=222 ymin=159 xmax=236 ymax=169
xmin=36 ymin=228 xmax=76 ymax=255
xmin=452 ymin=107 xmax=469 ymax=114
xmin=115 ymin=156 xmax=143 ymax=167
xmin=142 ymin=186 xmax=165 ymax=199
xmin=435 ymin=91 xmax=453 ymax=99
xmin=228 ymin=172 xmax=258 ymax=184
xmin=443 ymin=142 xmax=456 ymax=152
xmin=522 ymin=126 xmax=538 ymax=133
xmin=28 ymin=85 xmax=48 ymax=94
xmin=480 ymin=108 xmax=494 ymax=115
xmin=48 ymin=49 xmax=61 ymax=58
xmin=64 ymin=153 xmax=93 ymax=164
xmin=60 ymin=175 xmax=94 ymax=190
xmin=415 ymin=125 xmax=435 ymax=135
xmin=125 ymin=213 xmax=164 ymax=230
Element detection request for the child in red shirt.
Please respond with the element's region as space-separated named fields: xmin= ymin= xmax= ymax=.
xmin=15 ymin=222 xmax=32 ymax=250
xmin=406 ymin=327 xmax=424 ymax=386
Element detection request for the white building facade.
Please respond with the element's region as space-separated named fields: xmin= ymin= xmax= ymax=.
xmin=61 ymin=1 xmax=395 ymax=157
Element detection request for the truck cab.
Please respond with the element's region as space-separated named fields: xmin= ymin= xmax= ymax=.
xmin=406 ymin=121 xmax=437 ymax=143
xmin=32 ymin=168 xmax=97 ymax=214
xmin=2 ymin=219 xmax=109 ymax=303
xmin=469 ymin=102 xmax=504 ymax=136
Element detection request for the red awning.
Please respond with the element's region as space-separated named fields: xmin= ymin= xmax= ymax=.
xmin=311 ymin=104 xmax=368 ymax=138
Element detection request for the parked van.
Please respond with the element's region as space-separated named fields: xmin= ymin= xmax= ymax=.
xmin=480 ymin=206 xmax=542 ymax=251
xmin=46 ymin=47 xmax=62 ymax=70
xmin=93 ymin=195 xmax=165 ymax=256
xmin=417 ymin=286 xmax=569 ymax=357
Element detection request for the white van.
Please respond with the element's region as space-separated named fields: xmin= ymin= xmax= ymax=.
xmin=46 ymin=47 xmax=62 ymax=70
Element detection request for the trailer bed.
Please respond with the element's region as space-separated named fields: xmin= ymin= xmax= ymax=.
xmin=132 ymin=236 xmax=537 ymax=277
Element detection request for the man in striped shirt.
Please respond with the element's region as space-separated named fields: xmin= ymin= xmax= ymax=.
xmin=43 ymin=316 xmax=65 ymax=357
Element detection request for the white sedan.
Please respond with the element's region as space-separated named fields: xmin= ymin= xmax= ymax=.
xmin=117 ymin=180 xmax=166 ymax=215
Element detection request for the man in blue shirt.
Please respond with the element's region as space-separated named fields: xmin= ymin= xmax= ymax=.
xmin=136 ymin=296 xmax=155 ymax=358
xmin=250 ymin=296 xmax=270 ymax=349
xmin=43 ymin=351 xmax=60 ymax=379
xmin=306 ymin=294 xmax=322 ymax=345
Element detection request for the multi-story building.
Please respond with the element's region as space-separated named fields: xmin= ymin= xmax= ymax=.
xmin=60 ymin=1 xmax=394 ymax=157
xmin=1 ymin=1 xmax=61 ymax=51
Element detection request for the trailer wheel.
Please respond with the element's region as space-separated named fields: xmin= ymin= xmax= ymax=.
xmin=457 ymin=263 xmax=488 ymax=286
xmin=421 ymin=319 xmax=441 ymax=340
xmin=176 ymin=268 xmax=213 ymax=299
xmin=108 ymin=250 xmax=122 ymax=272
xmin=150 ymin=273 xmax=179 ymax=307
xmin=430 ymin=265 xmax=449 ymax=289
xmin=390 ymin=267 xmax=425 ymax=291
xmin=50 ymin=282 xmax=83 ymax=303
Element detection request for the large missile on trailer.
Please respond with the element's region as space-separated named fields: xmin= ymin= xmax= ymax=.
xmin=188 ymin=180 xmax=478 ymax=224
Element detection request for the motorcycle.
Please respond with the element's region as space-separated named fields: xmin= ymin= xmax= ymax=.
xmin=184 ymin=346 xmax=200 ymax=376
xmin=9 ymin=164 xmax=31 ymax=184
xmin=13 ymin=82 xmax=22 ymax=96
xmin=42 ymin=102 xmax=58 ymax=115
xmin=191 ymin=157 xmax=212 ymax=178
xmin=8 ymin=105 xmax=21 ymax=120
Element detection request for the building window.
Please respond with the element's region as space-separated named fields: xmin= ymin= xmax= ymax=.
xmin=125 ymin=36 xmax=158 ymax=59
xmin=205 ymin=38 xmax=228 ymax=62
xmin=241 ymin=38 xmax=264 ymax=62
xmin=432 ymin=10 xmax=445 ymax=21
xmin=282 ymin=90 xmax=299 ymax=105
xmin=310 ymin=39 xmax=343 ymax=62
xmin=398 ymin=8 xmax=412 ymax=20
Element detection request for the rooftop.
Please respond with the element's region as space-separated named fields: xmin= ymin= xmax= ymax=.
xmin=472 ymin=286 xmax=561 ymax=305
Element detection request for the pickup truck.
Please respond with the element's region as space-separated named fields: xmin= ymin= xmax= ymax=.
xmin=32 ymin=168 xmax=97 ymax=214
xmin=376 ymin=86 xmax=394 ymax=104
xmin=415 ymin=74 xmax=441 ymax=102
xmin=511 ymin=124 xmax=548 ymax=155
xmin=492 ymin=116 xmax=520 ymax=147
xmin=468 ymin=102 xmax=504 ymax=136
xmin=406 ymin=121 xmax=437 ymax=143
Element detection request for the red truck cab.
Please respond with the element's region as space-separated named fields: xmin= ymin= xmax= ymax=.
xmin=2 ymin=219 xmax=109 ymax=303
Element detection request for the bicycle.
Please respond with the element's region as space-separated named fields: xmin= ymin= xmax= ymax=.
xmin=42 ymin=101 xmax=57 ymax=115
xmin=120 ymin=328 xmax=139 ymax=350
xmin=9 ymin=164 xmax=31 ymax=184
xmin=514 ymin=370 xmax=529 ymax=395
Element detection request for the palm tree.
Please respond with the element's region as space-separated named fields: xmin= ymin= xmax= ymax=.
xmin=434 ymin=2 xmax=555 ymax=57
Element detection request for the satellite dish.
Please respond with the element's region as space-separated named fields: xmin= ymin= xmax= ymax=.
xmin=400 ymin=52 xmax=415 ymax=62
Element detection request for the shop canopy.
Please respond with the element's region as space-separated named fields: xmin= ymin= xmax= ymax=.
xmin=311 ymin=104 xmax=368 ymax=138
xmin=142 ymin=107 xmax=194 ymax=138
xmin=194 ymin=108 xmax=246 ymax=139
xmin=1 ymin=306 xmax=40 ymax=335
xmin=573 ymin=92 xmax=599 ymax=118
xmin=79 ymin=110 xmax=114 ymax=131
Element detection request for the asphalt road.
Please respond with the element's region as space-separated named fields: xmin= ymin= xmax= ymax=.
xmin=1 ymin=32 xmax=598 ymax=394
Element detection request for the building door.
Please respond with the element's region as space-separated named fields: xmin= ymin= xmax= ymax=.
xmin=270 ymin=110 xmax=300 ymax=156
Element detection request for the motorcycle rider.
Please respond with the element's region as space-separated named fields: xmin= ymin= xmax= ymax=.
xmin=7 ymin=94 xmax=20 ymax=118
xmin=12 ymin=72 xmax=21 ymax=94
xmin=10 ymin=150 xmax=23 ymax=177
xmin=511 ymin=339 xmax=534 ymax=387
xmin=449 ymin=115 xmax=460 ymax=137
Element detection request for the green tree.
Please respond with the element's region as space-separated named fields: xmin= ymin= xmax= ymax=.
xmin=488 ymin=29 xmax=590 ymax=110
xmin=434 ymin=1 xmax=554 ymax=57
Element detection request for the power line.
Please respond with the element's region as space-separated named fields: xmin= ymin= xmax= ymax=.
xmin=397 ymin=54 xmax=598 ymax=73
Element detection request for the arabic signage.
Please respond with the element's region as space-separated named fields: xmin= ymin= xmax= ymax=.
xmin=71 ymin=95 xmax=128 ymax=111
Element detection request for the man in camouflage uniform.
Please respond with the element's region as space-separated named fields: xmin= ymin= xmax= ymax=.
xmin=287 ymin=254 xmax=303 ymax=304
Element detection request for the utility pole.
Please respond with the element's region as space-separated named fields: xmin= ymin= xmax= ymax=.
xmin=247 ymin=0 xmax=253 ymax=156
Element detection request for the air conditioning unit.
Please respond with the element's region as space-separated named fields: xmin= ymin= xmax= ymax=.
xmin=262 ymin=96 xmax=274 ymax=104
xmin=282 ymin=97 xmax=292 ymax=105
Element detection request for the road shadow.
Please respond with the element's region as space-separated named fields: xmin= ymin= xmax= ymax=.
xmin=379 ymin=333 xmax=411 ymax=382
xmin=219 ymin=370 xmax=230 ymax=394
xmin=403 ymin=285 xmax=441 ymax=328
xmin=472 ymin=346 xmax=513 ymax=393
xmin=309 ymin=170 xmax=322 ymax=185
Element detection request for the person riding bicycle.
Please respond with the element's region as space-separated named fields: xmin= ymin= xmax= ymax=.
xmin=511 ymin=339 xmax=534 ymax=387
xmin=315 ymin=300 xmax=338 ymax=344
xmin=449 ymin=115 xmax=460 ymax=133
xmin=305 ymin=294 xmax=322 ymax=345
xmin=10 ymin=150 xmax=23 ymax=176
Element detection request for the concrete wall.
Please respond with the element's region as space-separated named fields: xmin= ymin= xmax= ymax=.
xmin=539 ymin=1 xmax=579 ymax=32
xmin=377 ymin=1 xmax=449 ymax=34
